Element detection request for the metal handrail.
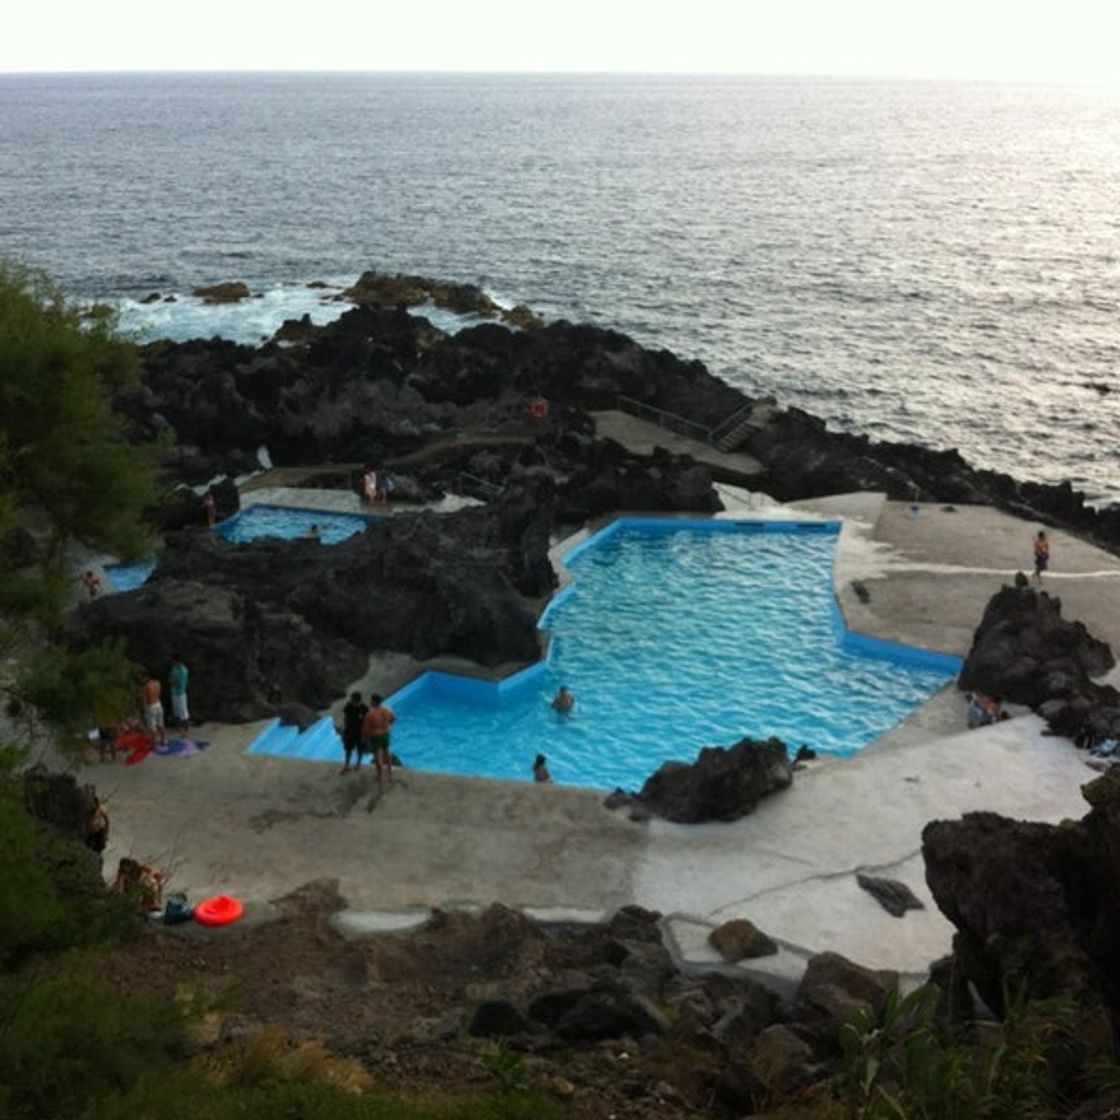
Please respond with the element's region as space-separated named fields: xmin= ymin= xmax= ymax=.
xmin=615 ymin=393 xmax=757 ymax=447
xmin=614 ymin=394 xmax=711 ymax=442
xmin=455 ymin=470 xmax=502 ymax=496
xmin=707 ymin=403 xmax=756 ymax=444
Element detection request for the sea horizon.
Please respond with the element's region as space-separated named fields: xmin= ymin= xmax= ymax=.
xmin=3 ymin=71 xmax=1117 ymax=499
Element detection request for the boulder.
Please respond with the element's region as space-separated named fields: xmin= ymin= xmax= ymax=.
xmin=797 ymin=951 xmax=899 ymax=1028
xmin=922 ymin=773 xmax=1120 ymax=1040
xmin=75 ymin=579 xmax=365 ymax=722
xmin=555 ymin=991 xmax=669 ymax=1042
xmin=76 ymin=483 xmax=555 ymax=720
xmin=855 ymin=873 xmax=925 ymax=918
xmin=605 ymin=939 xmax=677 ymax=994
xmin=709 ymin=918 xmax=779 ymax=961
xmin=741 ymin=1024 xmax=816 ymax=1096
xmin=192 ymin=281 xmax=251 ymax=303
xmin=23 ymin=766 xmax=103 ymax=852
xmin=528 ymin=988 xmax=590 ymax=1029
xmin=958 ymin=586 xmax=1114 ymax=708
xmin=636 ymin=736 xmax=792 ymax=823
xmin=606 ymin=904 xmax=663 ymax=944
xmin=149 ymin=477 xmax=241 ymax=533
xmin=468 ymin=1000 xmax=533 ymax=1038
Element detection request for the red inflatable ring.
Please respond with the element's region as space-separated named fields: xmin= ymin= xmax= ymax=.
xmin=193 ymin=894 xmax=244 ymax=927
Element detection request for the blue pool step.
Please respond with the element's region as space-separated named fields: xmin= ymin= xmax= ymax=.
xmin=246 ymin=716 xmax=342 ymax=762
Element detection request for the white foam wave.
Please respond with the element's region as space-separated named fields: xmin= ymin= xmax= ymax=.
xmin=114 ymin=284 xmax=351 ymax=345
xmin=112 ymin=285 xmax=506 ymax=345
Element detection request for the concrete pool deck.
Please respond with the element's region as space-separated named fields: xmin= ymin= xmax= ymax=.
xmin=83 ymin=490 xmax=1120 ymax=988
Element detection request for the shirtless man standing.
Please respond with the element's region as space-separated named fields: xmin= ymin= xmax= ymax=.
xmin=361 ymin=693 xmax=396 ymax=783
xmin=140 ymin=674 xmax=166 ymax=745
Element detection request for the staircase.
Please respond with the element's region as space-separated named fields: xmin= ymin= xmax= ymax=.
xmin=246 ymin=715 xmax=342 ymax=762
xmin=708 ymin=404 xmax=758 ymax=452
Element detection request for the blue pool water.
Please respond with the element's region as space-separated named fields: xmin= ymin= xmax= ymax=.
xmin=214 ymin=505 xmax=376 ymax=544
xmin=252 ymin=519 xmax=961 ymax=789
xmin=104 ymin=558 xmax=158 ymax=592
xmin=103 ymin=505 xmax=378 ymax=591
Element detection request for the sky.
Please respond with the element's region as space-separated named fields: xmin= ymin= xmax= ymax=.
xmin=5 ymin=0 xmax=1120 ymax=84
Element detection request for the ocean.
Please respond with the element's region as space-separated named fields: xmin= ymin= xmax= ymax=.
xmin=2 ymin=72 xmax=1118 ymax=499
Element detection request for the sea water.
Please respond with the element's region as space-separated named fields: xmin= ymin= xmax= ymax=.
xmin=2 ymin=73 xmax=1118 ymax=500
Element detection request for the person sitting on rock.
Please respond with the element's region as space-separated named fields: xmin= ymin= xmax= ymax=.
xmin=532 ymin=753 xmax=552 ymax=782
xmin=550 ymin=686 xmax=574 ymax=713
xmin=984 ymin=694 xmax=1008 ymax=723
xmin=967 ymin=692 xmax=995 ymax=729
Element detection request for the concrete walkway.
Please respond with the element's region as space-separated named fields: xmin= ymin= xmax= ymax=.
xmin=85 ymin=488 xmax=1120 ymax=986
xmin=591 ymin=409 xmax=763 ymax=486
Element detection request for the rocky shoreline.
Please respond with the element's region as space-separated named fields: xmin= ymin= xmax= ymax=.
xmin=30 ymin=273 xmax=1120 ymax=1116
xmin=78 ymin=274 xmax=1120 ymax=753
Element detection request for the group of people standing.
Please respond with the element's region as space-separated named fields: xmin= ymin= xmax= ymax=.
xmin=360 ymin=468 xmax=394 ymax=506
xmin=340 ymin=691 xmax=397 ymax=779
xmin=140 ymin=654 xmax=190 ymax=745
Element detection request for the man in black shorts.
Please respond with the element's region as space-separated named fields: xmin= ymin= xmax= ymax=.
xmin=340 ymin=691 xmax=368 ymax=773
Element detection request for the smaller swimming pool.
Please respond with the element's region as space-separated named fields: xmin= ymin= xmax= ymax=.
xmin=104 ymin=558 xmax=158 ymax=592
xmin=103 ymin=504 xmax=380 ymax=591
xmin=214 ymin=504 xmax=377 ymax=545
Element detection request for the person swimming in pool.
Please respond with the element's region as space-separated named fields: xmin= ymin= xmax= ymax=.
xmin=532 ymin=753 xmax=552 ymax=782
xmin=550 ymin=686 xmax=574 ymax=713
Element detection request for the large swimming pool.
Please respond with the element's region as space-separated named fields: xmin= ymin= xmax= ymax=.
xmin=249 ymin=518 xmax=960 ymax=790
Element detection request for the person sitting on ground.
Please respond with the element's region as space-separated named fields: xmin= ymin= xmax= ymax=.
xmin=110 ymin=857 xmax=164 ymax=913
xmin=1033 ymin=529 xmax=1050 ymax=582
xmin=339 ymin=690 xmax=368 ymax=773
xmin=967 ymin=692 xmax=994 ymax=729
xmin=550 ymin=686 xmax=574 ymax=713
xmin=361 ymin=693 xmax=396 ymax=783
xmin=532 ymin=753 xmax=552 ymax=782
xmin=80 ymin=569 xmax=102 ymax=599
xmin=140 ymin=673 xmax=166 ymax=745
xmin=984 ymin=694 xmax=1009 ymax=723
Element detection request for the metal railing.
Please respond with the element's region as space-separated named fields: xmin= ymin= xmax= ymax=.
xmin=454 ymin=470 xmax=503 ymax=496
xmin=615 ymin=394 xmax=755 ymax=448
xmin=707 ymin=403 xmax=756 ymax=446
xmin=615 ymin=394 xmax=711 ymax=442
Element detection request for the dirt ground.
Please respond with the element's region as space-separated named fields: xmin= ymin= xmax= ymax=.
xmin=96 ymin=883 xmax=710 ymax=1119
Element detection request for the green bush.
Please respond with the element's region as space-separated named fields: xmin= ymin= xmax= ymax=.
xmin=0 ymin=763 xmax=132 ymax=969
xmin=0 ymin=970 xmax=184 ymax=1120
xmin=836 ymin=983 xmax=1061 ymax=1120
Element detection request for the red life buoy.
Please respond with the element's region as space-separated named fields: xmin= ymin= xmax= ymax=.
xmin=529 ymin=398 xmax=549 ymax=419
xmin=193 ymin=894 xmax=244 ymax=927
